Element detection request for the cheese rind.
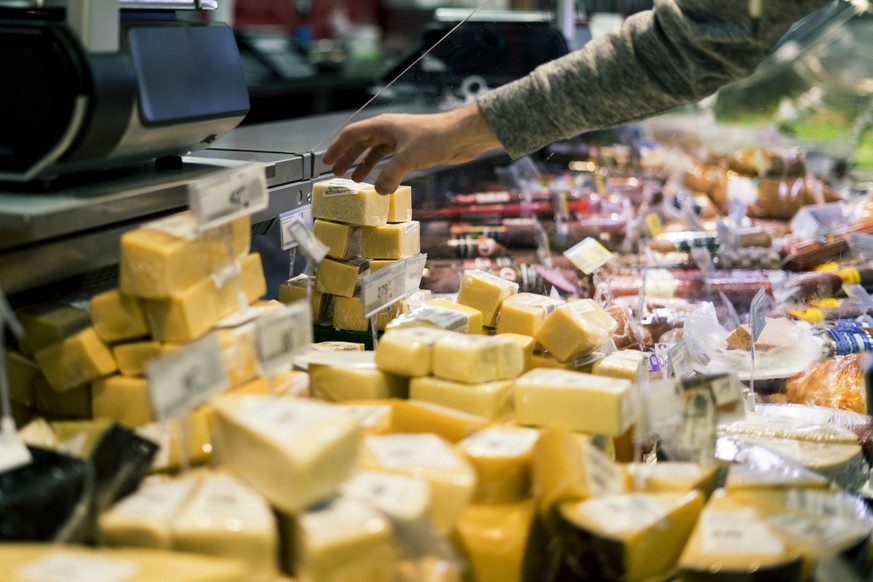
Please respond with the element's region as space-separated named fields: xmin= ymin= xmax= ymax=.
xmin=375 ymin=327 xmax=457 ymax=377
xmin=387 ymin=185 xmax=413 ymax=223
xmin=409 ymin=376 xmax=513 ymax=420
xmin=34 ymin=327 xmax=117 ymax=392
xmin=143 ymin=253 xmax=266 ymax=342
xmin=432 ymin=334 xmax=524 ymax=384
xmin=313 ymin=218 xmax=362 ymax=260
xmin=120 ymin=212 xmax=250 ymax=299
xmin=514 ymin=368 xmax=635 ymax=436
xmin=495 ymin=293 xmax=563 ymax=336
xmin=312 ymin=179 xmax=390 ymax=226
xmin=92 ymin=375 xmax=154 ymax=428
xmin=457 ymin=269 xmax=519 ymax=327
xmin=315 ymin=256 xmax=369 ymax=298
xmin=90 ymin=289 xmax=150 ymax=343
xmin=534 ymin=299 xmax=617 ymax=362
xmin=361 ymin=221 xmax=421 ymax=259
xmin=209 ymin=395 xmax=360 ymax=513
xmin=457 ymin=426 xmax=539 ymax=503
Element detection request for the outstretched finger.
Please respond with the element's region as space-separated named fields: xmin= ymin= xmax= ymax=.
xmin=328 ymin=142 xmax=370 ymax=177
xmin=352 ymin=144 xmax=393 ymax=183
xmin=374 ymin=154 xmax=413 ymax=195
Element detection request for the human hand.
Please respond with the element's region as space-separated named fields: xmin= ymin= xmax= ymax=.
xmin=323 ymin=102 xmax=502 ymax=194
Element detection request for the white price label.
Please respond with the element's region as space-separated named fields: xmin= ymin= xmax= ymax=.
xmin=286 ymin=220 xmax=329 ymax=264
xmin=361 ymin=259 xmax=407 ymax=317
xmin=719 ymin=291 xmax=741 ymax=331
xmin=279 ymin=207 xmax=313 ymax=251
xmin=255 ymin=302 xmax=312 ymax=375
xmin=749 ymin=288 xmax=767 ymax=342
xmin=709 ymin=374 xmax=742 ymax=407
xmin=668 ymin=339 xmax=693 ymax=378
xmin=189 ymin=163 xmax=268 ymax=232
xmin=403 ymin=254 xmax=428 ymax=294
xmin=16 ymin=552 xmax=140 ymax=582
xmin=563 ymin=237 xmax=614 ymax=275
xmin=146 ymin=334 xmax=229 ymax=422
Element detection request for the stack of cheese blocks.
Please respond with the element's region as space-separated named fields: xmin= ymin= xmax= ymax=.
xmin=278 ymin=178 xmax=420 ymax=332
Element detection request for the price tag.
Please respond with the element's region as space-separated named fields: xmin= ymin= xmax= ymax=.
xmin=279 ymin=206 xmax=314 ymax=251
xmin=361 ymin=259 xmax=407 ymax=317
xmin=286 ymin=220 xmax=329 ymax=264
xmin=563 ymin=237 xmax=614 ymax=275
xmin=189 ymin=163 xmax=268 ymax=232
xmin=749 ymin=287 xmax=767 ymax=342
xmin=719 ymin=291 xmax=741 ymax=331
xmin=644 ymin=213 xmax=663 ymax=238
xmin=146 ymin=334 xmax=229 ymax=422
xmin=254 ymin=302 xmax=312 ymax=375
xmin=843 ymin=284 xmax=873 ymax=309
xmin=668 ymin=339 xmax=693 ymax=379
xmin=403 ymin=254 xmax=428 ymax=294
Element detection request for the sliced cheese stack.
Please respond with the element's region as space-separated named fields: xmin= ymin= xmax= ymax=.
xmin=358 ymin=433 xmax=477 ymax=534
xmin=559 ymin=490 xmax=705 ymax=581
xmin=456 ymin=269 xmax=519 ymax=327
xmin=534 ymin=299 xmax=617 ymax=363
xmin=311 ymin=178 xmax=420 ymax=333
xmin=308 ymin=351 xmax=408 ymax=401
xmin=495 ymin=292 xmax=564 ymax=336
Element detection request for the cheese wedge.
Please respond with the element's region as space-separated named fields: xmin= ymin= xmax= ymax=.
xmin=534 ymin=299 xmax=617 ymax=362
xmin=515 ymin=369 xmax=635 ymax=436
xmin=315 ymin=256 xmax=369 ymax=298
xmin=591 ymin=350 xmax=648 ymax=382
xmin=309 ymin=351 xmax=408 ymax=401
xmin=34 ymin=327 xmax=117 ymax=392
xmin=392 ymin=400 xmax=490 ymax=443
xmin=283 ymin=496 xmax=396 ymax=582
xmin=375 ymin=327 xmax=456 ymax=377
xmin=559 ymin=491 xmax=705 ymax=581
xmin=209 ymin=395 xmax=360 ymax=513
xmin=623 ymin=462 xmax=719 ymax=497
xmin=453 ymin=500 xmax=536 ymax=582
xmin=409 ymin=376 xmax=514 ymax=420
xmin=358 ymin=433 xmax=477 ymax=534
xmin=387 ymin=298 xmax=484 ymax=334
xmin=432 ymin=334 xmax=524 ymax=384
xmin=361 ymin=222 xmax=421 ymax=259
xmin=495 ymin=293 xmax=564 ymax=336
xmin=457 ymin=269 xmax=519 ymax=327
xmin=311 ymin=178 xmax=390 ymax=226
xmin=333 ymin=295 xmax=399 ymax=332
xmin=0 ymin=544 xmax=247 ymax=582
xmin=457 ymin=426 xmax=539 ymax=503
xmin=143 ymin=253 xmax=266 ymax=342
xmin=277 ymin=274 xmax=330 ymax=326
xmin=15 ymin=302 xmax=91 ymax=355
xmin=114 ymin=341 xmax=180 ymax=377
xmin=313 ymin=219 xmax=362 ymax=260
xmin=92 ymin=375 xmax=154 ymax=428
xmin=387 ymin=185 xmax=412 ymax=223
xmin=120 ymin=212 xmax=250 ymax=299
xmin=90 ymin=289 xmax=150 ymax=343
xmin=171 ymin=473 xmax=277 ymax=581
xmin=340 ymin=469 xmax=432 ymax=523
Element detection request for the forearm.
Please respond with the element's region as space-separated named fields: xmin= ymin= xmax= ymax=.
xmin=478 ymin=0 xmax=831 ymax=158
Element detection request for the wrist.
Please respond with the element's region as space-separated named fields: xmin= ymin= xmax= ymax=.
xmin=452 ymin=102 xmax=502 ymax=154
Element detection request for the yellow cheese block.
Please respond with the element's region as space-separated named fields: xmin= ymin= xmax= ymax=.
xmin=120 ymin=212 xmax=250 ymax=299
xmin=309 ymin=351 xmax=408 ymax=401
xmin=387 ymin=298 xmax=484 ymax=335
xmin=135 ymin=408 xmax=213 ymax=473
xmin=387 ymin=185 xmax=412 ymax=223
xmin=336 ymin=401 xmax=395 ymax=435
xmin=496 ymin=333 xmax=535 ymax=371
xmin=456 ymin=269 xmax=519 ymax=327
xmin=409 ymin=376 xmax=513 ymax=420
xmin=452 ymin=500 xmax=536 ymax=582
xmin=315 ymin=256 xmax=369 ymax=298
xmin=209 ymin=395 xmax=360 ymax=513
xmin=624 ymin=462 xmax=719 ymax=497
xmin=311 ymin=178 xmax=390 ymax=226
xmin=360 ymin=222 xmax=421 ymax=259
xmin=591 ymin=350 xmax=647 ymax=382
xmin=89 ymin=289 xmax=150 ymax=344
xmin=48 ymin=418 xmax=113 ymax=458
xmin=495 ymin=293 xmax=564 ymax=336
xmin=514 ymin=368 xmax=635 ymax=436
xmin=0 ymin=544 xmax=247 ymax=582
xmin=457 ymin=426 xmax=539 ymax=503
xmin=92 ymin=375 xmax=154 ymax=428
xmin=401 ymin=289 xmax=432 ymax=313
xmin=534 ymin=299 xmax=617 ymax=362
xmin=333 ymin=295 xmax=399 ymax=332
xmin=432 ymin=334 xmax=524 ymax=384
xmin=171 ymin=473 xmax=278 ymax=581
xmin=313 ymin=218 xmax=362 ymax=260
xmin=15 ymin=302 xmax=91 ymax=355
xmin=559 ymin=491 xmax=705 ymax=581
xmin=143 ymin=252 xmax=266 ymax=342
xmin=370 ymin=258 xmax=398 ymax=272
xmin=34 ymin=327 xmax=117 ymax=392
xmin=18 ymin=418 xmax=59 ymax=449
xmin=33 ymin=380 xmax=91 ymax=418
xmin=215 ymin=323 xmax=258 ymax=389
xmin=392 ymin=400 xmax=490 ymax=443
xmin=341 ymin=469 xmax=432 ymax=523
xmin=283 ymin=496 xmax=397 ymax=582
xmin=225 ymin=370 xmax=310 ymax=398
xmin=6 ymin=351 xmax=40 ymax=407
xmin=277 ymin=274 xmax=330 ymax=326
xmin=375 ymin=327 xmax=457 ymax=377
xmin=527 ymin=352 xmax=602 ymax=373
xmin=358 ymin=433 xmax=477 ymax=534
xmin=678 ymin=491 xmax=805 ymax=579
xmin=114 ymin=341 xmax=180 ymax=377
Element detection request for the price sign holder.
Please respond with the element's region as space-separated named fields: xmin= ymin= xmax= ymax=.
xmin=279 ymin=206 xmax=314 ymax=279
xmin=255 ymin=302 xmax=313 ymax=385
xmin=286 ymin=219 xmax=329 ymax=306
xmin=719 ymin=291 xmax=741 ymax=331
xmin=747 ymin=287 xmax=768 ymax=411
xmin=563 ymin=237 xmax=613 ymax=275
xmin=0 ymin=286 xmax=31 ymax=473
xmin=361 ymin=255 xmax=427 ymax=348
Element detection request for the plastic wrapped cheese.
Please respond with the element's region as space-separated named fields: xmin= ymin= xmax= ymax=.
xmin=534 ymin=299 xmax=617 ymax=362
xmin=457 ymin=269 xmax=519 ymax=327
xmin=89 ymin=289 xmax=150 ymax=343
xmin=113 ymin=341 xmax=180 ymax=377
xmin=453 ymin=500 xmax=536 ymax=582
xmin=387 ymin=185 xmax=412 ymax=223
xmin=456 ymin=426 xmax=539 ymax=504
xmin=387 ymin=299 xmax=484 ymax=335
xmin=409 ymin=376 xmax=513 ymax=420
xmin=313 ymin=219 xmax=361 ymax=260
xmin=361 ymin=222 xmax=421 ymax=259
xmin=311 ymin=178 xmax=390 ymax=226
xmin=432 ymin=334 xmax=524 ymax=384
xmin=309 ymin=351 xmax=408 ymax=401
xmin=33 ymin=327 xmax=117 ymax=392
xmin=333 ymin=295 xmax=399 ymax=332
xmin=495 ymin=292 xmax=563 ymax=336
xmin=315 ymin=256 xmax=369 ymax=298
xmin=15 ymin=302 xmax=91 ymax=355
xmin=375 ymin=327 xmax=457 ymax=377
xmin=277 ymin=273 xmax=331 ymax=326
